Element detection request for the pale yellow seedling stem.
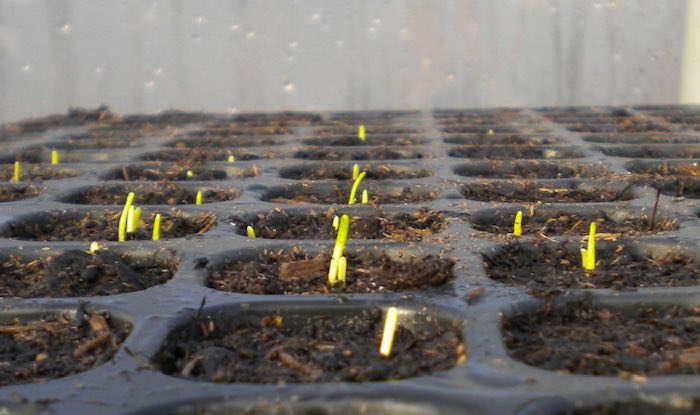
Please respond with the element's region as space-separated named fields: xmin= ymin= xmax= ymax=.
xmin=358 ymin=124 xmax=366 ymax=141
xmin=352 ymin=164 xmax=360 ymax=180
xmin=118 ymin=192 xmax=135 ymax=242
xmin=152 ymin=214 xmax=162 ymax=241
xmin=11 ymin=161 xmax=20 ymax=182
xmin=51 ymin=150 xmax=60 ymax=165
xmin=581 ymin=222 xmax=597 ymax=271
xmin=348 ymin=172 xmax=366 ymax=205
xmin=126 ymin=206 xmax=142 ymax=233
xmin=246 ymin=226 xmax=256 ymax=238
xmin=379 ymin=307 xmax=399 ymax=357
xmin=195 ymin=191 xmax=203 ymax=205
xmin=332 ymin=215 xmax=339 ymax=231
xmin=337 ymin=256 xmax=347 ymax=284
xmin=513 ymin=210 xmax=523 ymax=237
xmin=328 ymin=214 xmax=350 ymax=285
xmin=361 ymin=189 xmax=369 ymax=204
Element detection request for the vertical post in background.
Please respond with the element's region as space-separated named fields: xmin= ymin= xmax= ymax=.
xmin=681 ymin=0 xmax=700 ymax=103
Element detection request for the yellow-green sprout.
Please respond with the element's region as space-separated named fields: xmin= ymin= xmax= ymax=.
xmin=379 ymin=306 xmax=399 ymax=357
xmin=513 ymin=210 xmax=523 ymax=237
xmin=348 ymin=172 xmax=366 ymax=205
xmin=581 ymin=222 xmax=597 ymax=271
xmin=352 ymin=164 xmax=360 ymax=180
xmin=195 ymin=191 xmax=203 ymax=205
xmin=11 ymin=161 xmax=20 ymax=182
xmin=152 ymin=213 xmax=162 ymax=241
xmin=51 ymin=150 xmax=60 ymax=165
xmin=328 ymin=214 xmax=350 ymax=286
xmin=118 ymin=192 xmax=136 ymax=242
xmin=337 ymin=256 xmax=347 ymax=284
xmin=127 ymin=206 xmax=141 ymax=233
xmin=186 ymin=170 xmax=194 ymax=178
xmin=88 ymin=242 xmax=105 ymax=253
xmin=246 ymin=225 xmax=256 ymax=238
xmin=332 ymin=215 xmax=339 ymax=231
xmin=487 ymin=128 xmax=494 ymax=136
xmin=358 ymin=124 xmax=366 ymax=141
xmin=227 ymin=154 xmax=235 ymax=163
xmin=361 ymin=189 xmax=369 ymax=204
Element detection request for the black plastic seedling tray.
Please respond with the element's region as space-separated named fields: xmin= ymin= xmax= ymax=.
xmin=2 ymin=107 xmax=700 ymax=414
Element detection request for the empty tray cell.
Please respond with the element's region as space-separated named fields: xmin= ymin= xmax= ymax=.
xmin=448 ymin=145 xmax=583 ymax=160
xmin=554 ymin=398 xmax=700 ymax=415
xmin=583 ymin=132 xmax=700 ymax=144
xmin=0 ymin=307 xmax=130 ymax=386
xmin=59 ymin=182 xmax=240 ymax=205
xmin=1 ymin=209 xmax=216 ymax=241
xmin=443 ymin=134 xmax=561 ymax=145
xmin=653 ymin=177 xmax=700 ymax=199
xmin=625 ymin=160 xmax=700 ymax=176
xmin=504 ymin=296 xmax=700 ymax=376
xmin=166 ymin=134 xmax=282 ymax=148
xmin=484 ymin=240 xmax=700 ymax=290
xmin=279 ymin=163 xmax=431 ymax=180
xmin=263 ymin=183 xmax=438 ymax=205
xmin=229 ymin=208 xmax=445 ymax=241
xmin=303 ymin=134 xmax=427 ymax=146
xmin=102 ymin=164 xmax=230 ymax=181
xmin=599 ymin=145 xmax=700 ymax=158
xmin=156 ymin=304 xmax=465 ymax=382
xmin=0 ymin=184 xmax=45 ymax=202
xmin=0 ymin=164 xmax=81 ymax=182
xmin=565 ymin=117 xmax=670 ymax=133
xmin=294 ymin=147 xmax=428 ymax=161
xmin=139 ymin=147 xmax=274 ymax=163
xmin=208 ymin=246 xmax=455 ymax=294
xmin=440 ymin=125 xmax=520 ymax=134
xmin=313 ymin=125 xmax=423 ymax=135
xmin=472 ymin=207 xmax=677 ymax=237
xmin=53 ymin=133 xmax=142 ymax=149
xmin=454 ymin=161 xmax=609 ymax=179
xmin=0 ymin=248 xmax=178 ymax=297
xmin=461 ymin=180 xmax=634 ymax=203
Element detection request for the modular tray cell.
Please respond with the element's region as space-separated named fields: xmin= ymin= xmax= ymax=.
xmin=1 ymin=106 xmax=700 ymax=414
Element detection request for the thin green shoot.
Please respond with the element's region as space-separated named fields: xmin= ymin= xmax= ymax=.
xmin=580 ymin=222 xmax=596 ymax=271
xmin=88 ymin=242 xmax=104 ymax=253
xmin=227 ymin=154 xmax=235 ymax=163
xmin=332 ymin=215 xmax=339 ymax=231
xmin=337 ymin=256 xmax=347 ymax=284
xmin=328 ymin=214 xmax=350 ymax=286
xmin=379 ymin=306 xmax=399 ymax=357
xmin=358 ymin=124 xmax=366 ymax=141
xmin=118 ymin=192 xmax=136 ymax=242
xmin=11 ymin=161 xmax=20 ymax=182
xmin=246 ymin=226 xmax=256 ymax=238
xmin=513 ymin=210 xmax=523 ymax=237
xmin=348 ymin=172 xmax=366 ymax=205
xmin=195 ymin=191 xmax=203 ymax=205
xmin=127 ymin=206 xmax=141 ymax=233
xmin=352 ymin=164 xmax=360 ymax=180
xmin=186 ymin=170 xmax=194 ymax=178
xmin=152 ymin=214 xmax=161 ymax=241
xmin=361 ymin=189 xmax=368 ymax=204
xmin=51 ymin=150 xmax=60 ymax=164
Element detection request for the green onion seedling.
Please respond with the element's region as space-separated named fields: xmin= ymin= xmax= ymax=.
xmin=195 ymin=191 xmax=203 ymax=205
xmin=246 ymin=226 xmax=256 ymax=238
xmin=361 ymin=189 xmax=369 ymax=204
xmin=513 ymin=211 xmax=523 ymax=237
xmin=580 ymin=222 xmax=596 ymax=271
xmin=127 ymin=206 xmax=141 ymax=233
xmin=186 ymin=170 xmax=193 ymax=179
xmin=118 ymin=192 xmax=135 ymax=242
xmin=51 ymin=150 xmax=59 ymax=165
xmin=227 ymin=154 xmax=235 ymax=163
xmin=352 ymin=164 xmax=360 ymax=180
xmin=348 ymin=172 xmax=366 ymax=205
xmin=152 ymin=213 xmax=162 ymax=241
xmin=358 ymin=124 xmax=366 ymax=141
xmin=379 ymin=307 xmax=399 ymax=357
xmin=11 ymin=161 xmax=20 ymax=182
xmin=332 ymin=215 xmax=339 ymax=231
xmin=328 ymin=214 xmax=350 ymax=286
xmin=337 ymin=256 xmax=347 ymax=284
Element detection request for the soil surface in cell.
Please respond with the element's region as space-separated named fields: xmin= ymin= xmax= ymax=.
xmin=0 ymin=308 xmax=129 ymax=386
xmin=303 ymin=135 xmax=425 ymax=146
xmin=584 ymin=133 xmax=700 ymax=144
xmin=484 ymin=242 xmax=700 ymax=291
xmin=5 ymin=210 xmax=216 ymax=241
xmin=504 ymin=296 xmax=700 ymax=376
xmin=462 ymin=182 xmax=633 ymax=203
xmin=443 ymin=134 xmax=560 ymax=145
xmin=167 ymin=135 xmax=281 ymax=148
xmin=455 ymin=161 xmax=608 ymax=179
xmin=140 ymin=148 xmax=270 ymax=163
xmin=626 ymin=161 xmax=700 ymax=177
xmin=208 ymin=247 xmax=455 ymax=294
xmin=267 ymin=186 xmax=437 ymax=205
xmin=473 ymin=211 xmax=677 ymax=237
xmin=294 ymin=147 xmax=426 ymax=161
xmin=559 ymin=400 xmax=700 ymax=415
xmin=55 ymin=133 xmax=142 ymax=149
xmin=233 ymin=208 xmax=445 ymax=241
xmin=0 ymin=165 xmax=79 ymax=182
xmin=157 ymin=308 xmax=465 ymax=383
xmin=71 ymin=182 xmax=239 ymax=205
xmin=600 ymin=146 xmax=700 ymax=159
xmin=105 ymin=165 xmax=229 ymax=181
xmin=0 ymin=250 xmax=176 ymax=297
xmin=566 ymin=118 xmax=669 ymax=133
xmin=449 ymin=146 xmax=579 ymax=160
xmin=0 ymin=185 xmax=44 ymax=202
xmin=281 ymin=164 xmax=431 ymax=180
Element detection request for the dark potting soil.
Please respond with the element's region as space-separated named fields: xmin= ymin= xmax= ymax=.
xmin=167 ymin=135 xmax=281 ymax=148
xmin=0 ymin=250 xmax=176 ymax=297
xmin=448 ymin=146 xmax=581 ymax=160
xmin=0 ymin=185 xmax=45 ymax=202
xmin=280 ymin=164 xmax=432 ymax=180
xmin=625 ymin=161 xmax=700 ymax=176
xmin=462 ymin=182 xmax=634 ymax=203
xmin=567 ymin=118 xmax=670 ymax=133
xmin=443 ymin=134 xmax=561 ymax=145
xmin=504 ymin=296 xmax=700 ymax=376
xmin=232 ymin=208 xmax=445 ymax=241
xmin=70 ymin=182 xmax=240 ymax=205
xmin=55 ymin=133 xmax=142 ymax=149
xmin=267 ymin=186 xmax=437 ymax=205
xmin=0 ymin=308 xmax=129 ymax=386
xmin=600 ymin=146 xmax=700 ymax=159
xmin=484 ymin=242 xmax=700 ymax=291
xmin=4 ymin=210 xmax=216 ymax=241
xmin=294 ymin=147 xmax=426 ymax=161
xmin=207 ymin=247 xmax=455 ymax=294
xmin=303 ymin=135 xmax=426 ymax=146
xmin=0 ymin=165 xmax=80 ymax=182
xmin=558 ymin=399 xmax=700 ymax=415
xmin=455 ymin=161 xmax=609 ymax=179
xmin=105 ymin=165 xmax=229 ymax=181
xmin=157 ymin=308 xmax=465 ymax=383
xmin=140 ymin=148 xmax=270 ymax=163
xmin=472 ymin=211 xmax=677 ymax=237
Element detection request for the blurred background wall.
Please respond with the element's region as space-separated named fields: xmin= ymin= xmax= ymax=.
xmin=0 ymin=0 xmax=692 ymax=123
